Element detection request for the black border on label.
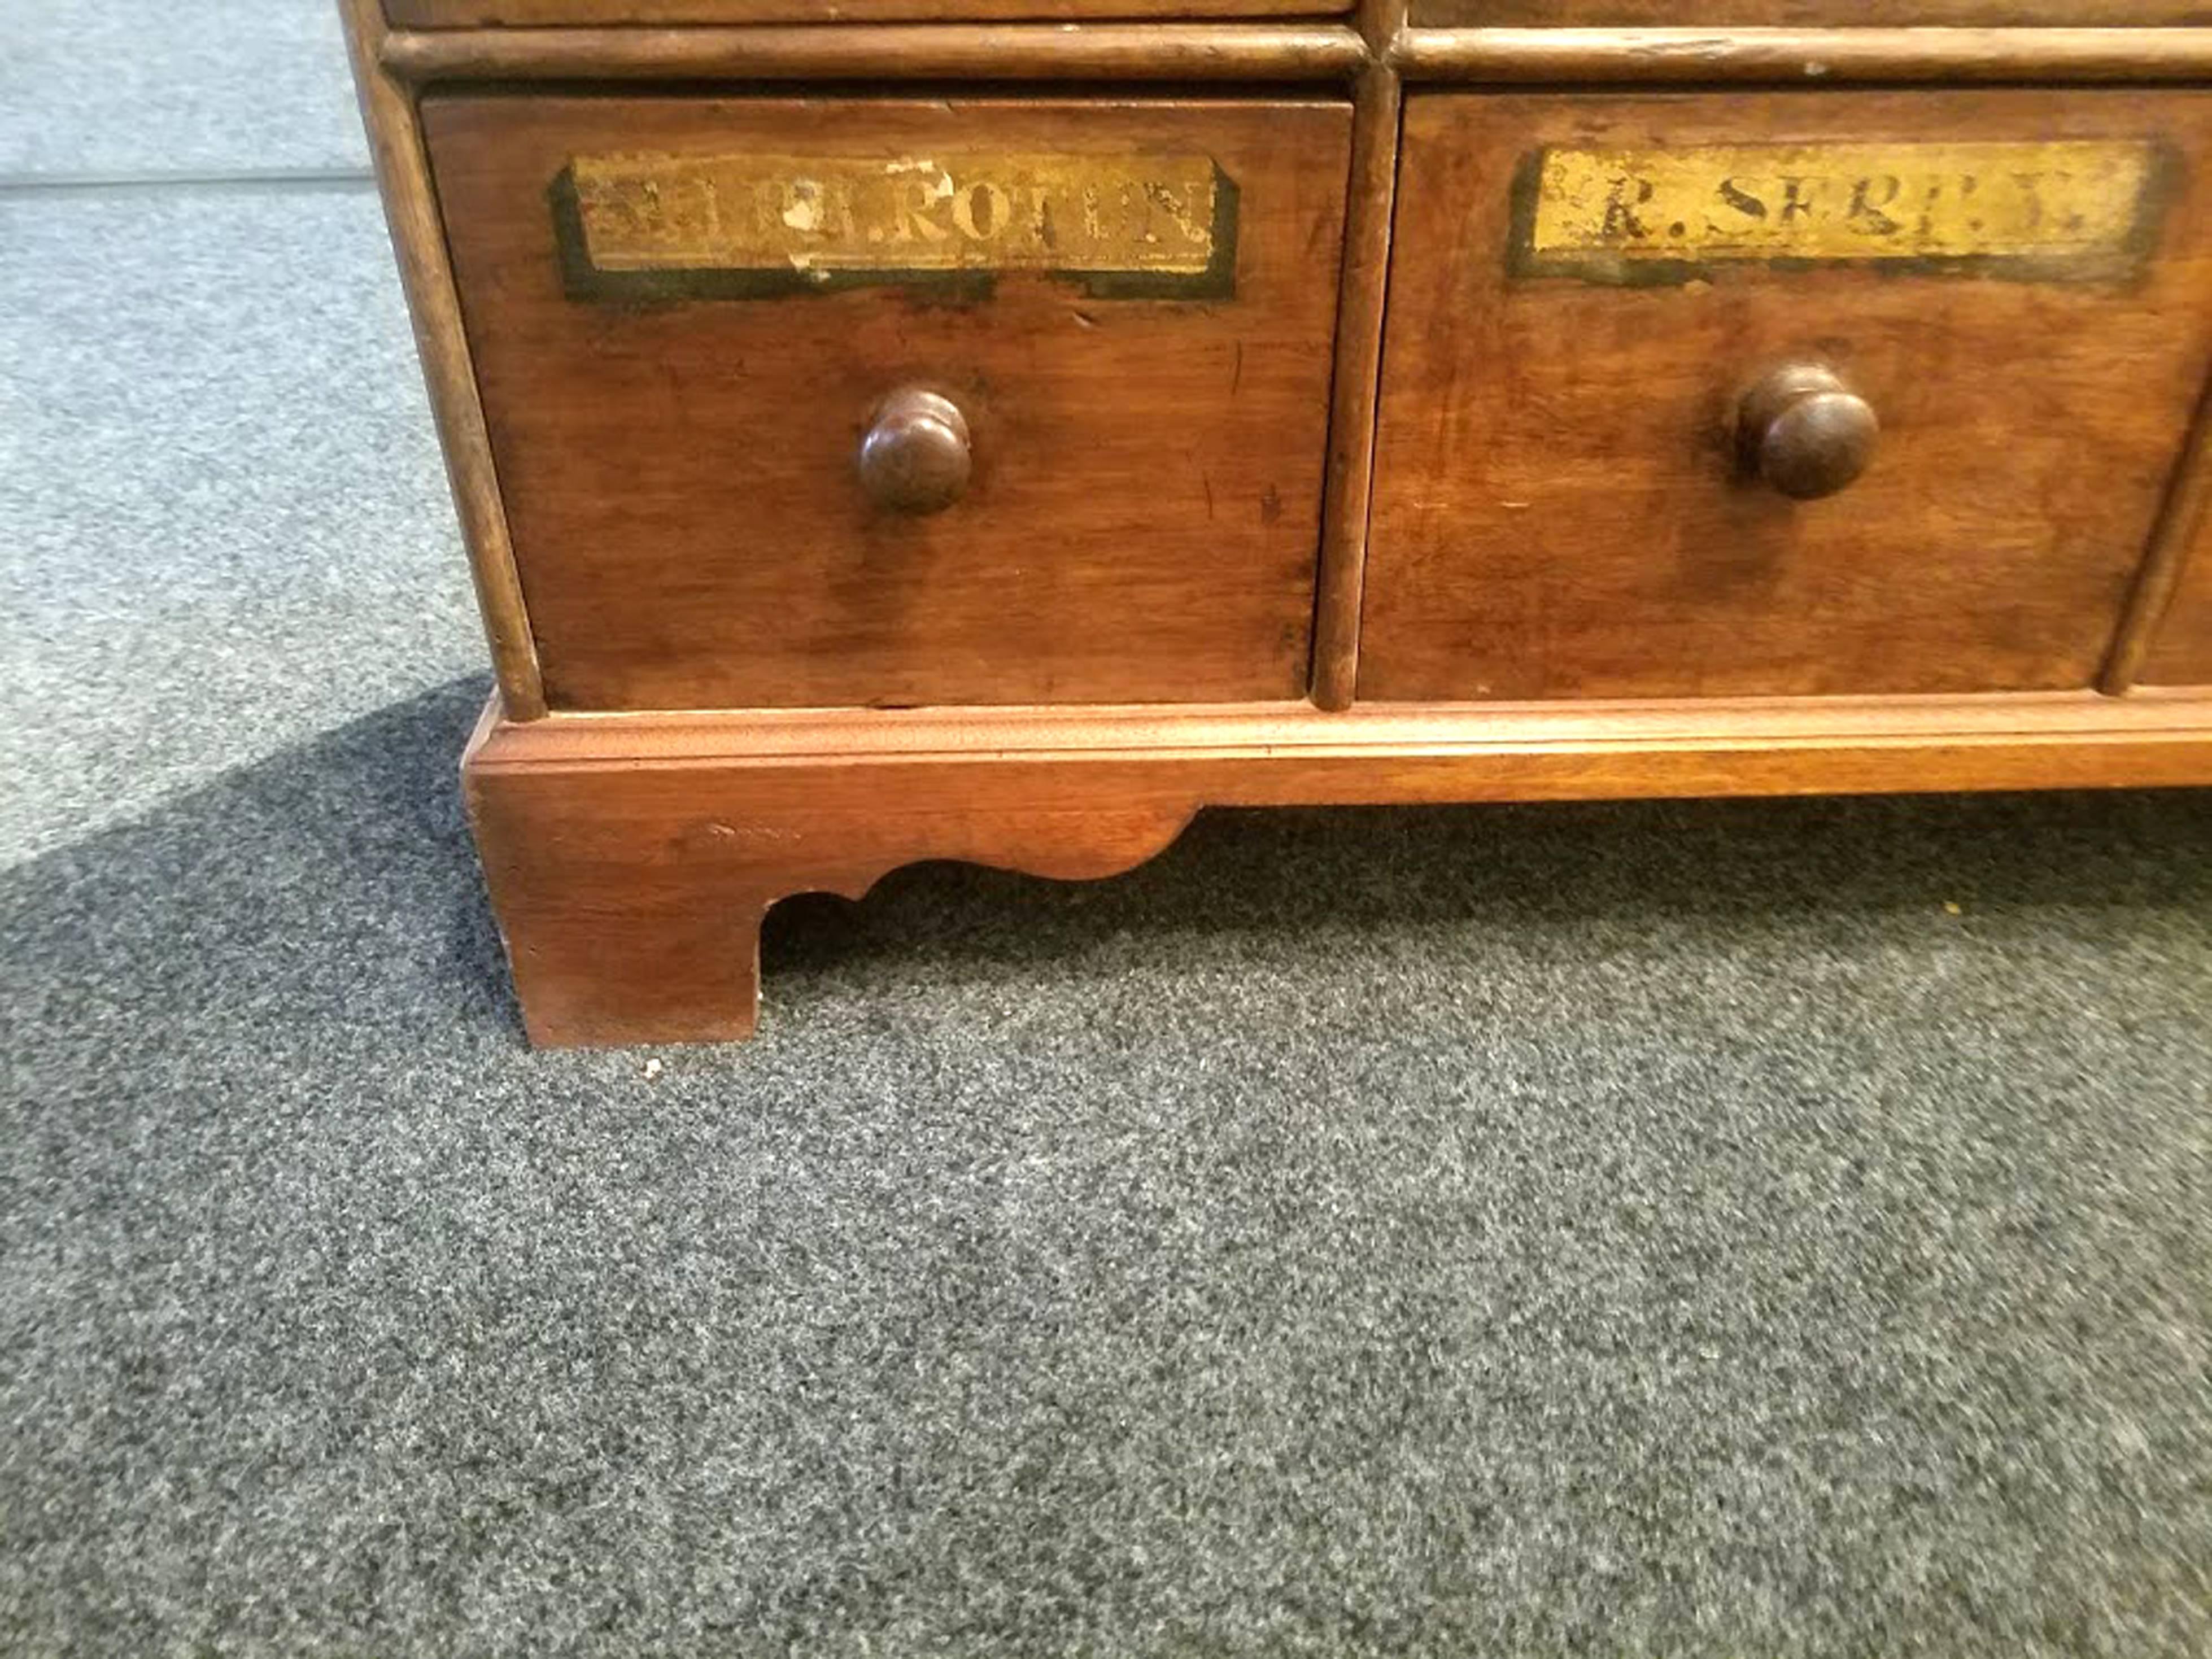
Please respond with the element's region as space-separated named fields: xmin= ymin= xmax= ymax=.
xmin=549 ymin=160 xmax=1240 ymax=304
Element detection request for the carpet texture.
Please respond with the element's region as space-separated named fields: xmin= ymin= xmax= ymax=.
xmin=0 ymin=186 xmax=479 ymax=863
xmin=2 ymin=5 xmax=2210 ymax=1654
xmin=0 ymin=0 xmax=363 ymax=177
xmin=6 ymin=691 xmax=2210 ymax=1656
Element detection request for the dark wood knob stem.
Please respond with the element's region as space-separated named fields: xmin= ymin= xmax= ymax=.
xmin=1738 ymin=363 xmax=1879 ymax=501
xmin=857 ymin=387 xmax=971 ymax=514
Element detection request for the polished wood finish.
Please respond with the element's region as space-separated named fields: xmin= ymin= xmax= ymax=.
xmin=2143 ymin=553 xmax=2212 ymax=682
xmin=1415 ymin=1 xmax=2212 ymax=23
xmin=1309 ymin=0 xmax=1408 ymax=711
xmin=382 ymin=23 xmax=1368 ymax=82
xmin=340 ymin=0 xmax=546 ymax=719
xmin=375 ymin=18 xmax=2212 ymax=90
xmin=2132 ymin=382 xmax=2212 ymax=685
xmin=467 ymin=689 xmax=2212 ymax=1043
xmin=2141 ymin=573 xmax=2212 ymax=682
xmin=1363 ymin=90 xmax=2212 ymax=702
xmin=1739 ymin=363 xmax=1878 ymax=502
xmin=424 ymin=95 xmax=1353 ymax=710
xmin=1310 ymin=63 xmax=1402 ymax=711
xmin=466 ymin=701 xmax=1194 ymax=1046
xmin=392 ymin=0 xmax=1336 ymax=23
xmin=353 ymin=1 xmax=2212 ymax=1043
xmin=1391 ymin=28 xmax=2212 ymax=84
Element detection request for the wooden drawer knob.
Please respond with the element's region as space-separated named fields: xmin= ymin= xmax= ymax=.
xmin=857 ymin=387 xmax=971 ymax=514
xmin=1739 ymin=363 xmax=1879 ymax=501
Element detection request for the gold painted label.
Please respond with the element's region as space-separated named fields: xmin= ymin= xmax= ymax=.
xmin=1512 ymin=140 xmax=2171 ymax=283
xmin=553 ymin=151 xmax=1236 ymax=300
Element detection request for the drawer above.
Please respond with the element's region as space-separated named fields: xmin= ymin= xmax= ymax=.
xmin=422 ymin=95 xmax=1351 ymax=711
xmin=392 ymin=0 xmax=1337 ymax=21
xmin=1414 ymin=2 xmax=2212 ymax=20
xmin=1362 ymin=90 xmax=2212 ymax=702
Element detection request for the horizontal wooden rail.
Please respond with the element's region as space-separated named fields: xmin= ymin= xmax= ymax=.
xmin=1392 ymin=27 xmax=2212 ymax=83
xmin=475 ymin=689 xmax=2212 ymax=772
xmin=382 ymin=22 xmax=1371 ymax=82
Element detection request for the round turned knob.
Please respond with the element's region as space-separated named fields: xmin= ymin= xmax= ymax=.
xmin=1738 ymin=363 xmax=1879 ymax=501
xmin=856 ymin=387 xmax=971 ymax=514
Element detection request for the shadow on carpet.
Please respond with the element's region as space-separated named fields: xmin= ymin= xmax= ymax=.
xmin=2 ymin=679 xmax=2208 ymax=1656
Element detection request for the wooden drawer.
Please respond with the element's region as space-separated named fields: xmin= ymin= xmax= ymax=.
xmin=392 ymin=0 xmax=1338 ymax=25
xmin=1413 ymin=2 xmax=2212 ymax=21
xmin=422 ymin=97 xmax=1351 ymax=710
xmin=2141 ymin=503 xmax=2212 ymax=684
xmin=1363 ymin=90 xmax=2212 ymax=702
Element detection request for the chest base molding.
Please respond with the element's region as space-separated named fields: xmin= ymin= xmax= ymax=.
xmin=464 ymin=691 xmax=2212 ymax=1045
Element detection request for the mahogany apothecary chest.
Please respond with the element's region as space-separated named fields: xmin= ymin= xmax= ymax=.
xmin=346 ymin=0 xmax=2212 ymax=1044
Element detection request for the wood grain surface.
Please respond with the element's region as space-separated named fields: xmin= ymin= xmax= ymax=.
xmin=2143 ymin=564 xmax=2212 ymax=682
xmin=424 ymin=95 xmax=1352 ymax=711
xmin=1362 ymin=89 xmax=2212 ymax=702
xmin=1310 ymin=63 xmax=1402 ymax=711
xmin=466 ymin=689 xmax=2212 ymax=1044
xmin=1389 ymin=28 xmax=2212 ymax=84
xmin=2139 ymin=426 xmax=2212 ymax=683
xmin=383 ymin=23 xmax=1368 ymax=82
xmin=1412 ymin=1 xmax=2212 ymax=24
xmin=392 ymin=0 xmax=1337 ymax=23
xmin=341 ymin=0 xmax=547 ymax=718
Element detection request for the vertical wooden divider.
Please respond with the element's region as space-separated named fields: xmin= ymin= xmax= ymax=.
xmin=342 ymin=0 xmax=549 ymax=721
xmin=1308 ymin=0 xmax=1404 ymax=710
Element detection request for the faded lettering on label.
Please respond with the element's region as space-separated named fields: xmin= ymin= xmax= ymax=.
xmin=1513 ymin=140 xmax=2169 ymax=283
xmin=554 ymin=151 xmax=1236 ymax=300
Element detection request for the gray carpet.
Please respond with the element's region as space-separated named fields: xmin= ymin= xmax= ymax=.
xmin=3 ymin=8 xmax=2210 ymax=1655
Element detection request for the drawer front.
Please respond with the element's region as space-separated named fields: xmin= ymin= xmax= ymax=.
xmin=1364 ymin=91 xmax=2212 ymax=701
xmin=395 ymin=0 xmax=1333 ymax=19
xmin=424 ymin=97 xmax=1351 ymax=710
xmin=1415 ymin=2 xmax=2212 ymax=20
xmin=2143 ymin=513 xmax=2212 ymax=684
